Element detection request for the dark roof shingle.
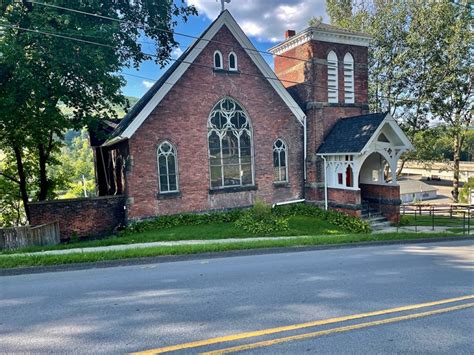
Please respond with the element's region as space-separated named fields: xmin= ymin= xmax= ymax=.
xmin=317 ymin=112 xmax=387 ymax=154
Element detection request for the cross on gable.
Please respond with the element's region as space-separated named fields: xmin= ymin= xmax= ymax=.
xmin=218 ymin=0 xmax=231 ymax=12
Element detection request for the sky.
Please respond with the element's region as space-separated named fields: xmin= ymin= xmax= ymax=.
xmin=122 ymin=0 xmax=328 ymax=98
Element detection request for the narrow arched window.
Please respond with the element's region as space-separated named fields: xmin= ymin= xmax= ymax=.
xmin=228 ymin=52 xmax=238 ymax=71
xmin=327 ymin=51 xmax=338 ymax=103
xmin=208 ymin=97 xmax=253 ymax=189
xmin=157 ymin=141 xmax=178 ymax=193
xmin=273 ymin=139 xmax=288 ymax=182
xmin=345 ymin=165 xmax=353 ymax=187
xmin=214 ymin=50 xmax=223 ymax=69
xmin=344 ymin=52 xmax=355 ymax=103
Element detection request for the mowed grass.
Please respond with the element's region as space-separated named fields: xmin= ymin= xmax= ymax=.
xmin=0 ymin=232 xmax=461 ymax=269
xmin=0 ymin=216 xmax=342 ymax=254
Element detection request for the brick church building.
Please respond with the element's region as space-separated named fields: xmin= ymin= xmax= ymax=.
xmin=90 ymin=10 xmax=412 ymax=224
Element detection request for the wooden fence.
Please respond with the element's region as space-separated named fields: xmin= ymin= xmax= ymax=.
xmin=0 ymin=222 xmax=60 ymax=250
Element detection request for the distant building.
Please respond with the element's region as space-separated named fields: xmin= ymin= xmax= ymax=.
xmin=399 ymin=180 xmax=438 ymax=203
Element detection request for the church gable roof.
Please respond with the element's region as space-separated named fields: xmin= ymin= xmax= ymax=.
xmin=317 ymin=112 xmax=388 ymax=154
xmin=105 ymin=10 xmax=306 ymax=146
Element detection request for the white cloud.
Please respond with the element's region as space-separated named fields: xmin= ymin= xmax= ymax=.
xmin=142 ymin=80 xmax=155 ymax=88
xmin=171 ymin=47 xmax=184 ymax=58
xmin=187 ymin=0 xmax=327 ymax=42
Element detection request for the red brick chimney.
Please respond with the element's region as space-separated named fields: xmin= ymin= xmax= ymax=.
xmin=284 ymin=30 xmax=296 ymax=39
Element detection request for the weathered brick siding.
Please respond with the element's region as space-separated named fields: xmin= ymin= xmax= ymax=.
xmin=125 ymin=25 xmax=304 ymax=220
xmin=360 ymin=184 xmax=401 ymax=222
xmin=29 ymin=196 xmax=126 ymax=240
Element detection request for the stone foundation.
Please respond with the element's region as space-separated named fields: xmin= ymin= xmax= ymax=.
xmin=29 ymin=196 xmax=126 ymax=241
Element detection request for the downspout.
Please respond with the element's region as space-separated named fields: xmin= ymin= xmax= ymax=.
xmin=321 ymin=155 xmax=328 ymax=210
xmin=303 ymin=116 xmax=307 ymax=180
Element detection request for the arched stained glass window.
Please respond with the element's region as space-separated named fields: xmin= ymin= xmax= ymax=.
xmin=273 ymin=139 xmax=288 ymax=182
xmin=208 ymin=97 xmax=253 ymax=189
xmin=157 ymin=141 xmax=178 ymax=193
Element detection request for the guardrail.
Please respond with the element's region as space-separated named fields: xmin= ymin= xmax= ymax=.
xmin=400 ymin=204 xmax=472 ymax=235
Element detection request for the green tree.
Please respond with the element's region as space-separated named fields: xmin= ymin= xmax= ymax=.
xmin=322 ymin=0 xmax=473 ymax=200
xmin=0 ymin=1 xmax=196 ymax=221
xmin=53 ymin=129 xmax=96 ymax=199
xmin=420 ymin=2 xmax=473 ymax=201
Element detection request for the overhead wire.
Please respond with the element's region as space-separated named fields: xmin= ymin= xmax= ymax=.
xmin=27 ymin=0 xmax=369 ymax=68
xmin=0 ymin=22 xmax=421 ymax=105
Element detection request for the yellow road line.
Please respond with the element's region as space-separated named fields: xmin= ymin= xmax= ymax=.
xmin=132 ymin=294 xmax=474 ymax=354
xmin=203 ymin=302 xmax=474 ymax=355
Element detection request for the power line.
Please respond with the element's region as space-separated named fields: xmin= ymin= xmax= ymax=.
xmin=27 ymin=0 xmax=369 ymax=68
xmin=0 ymin=22 xmax=423 ymax=106
xmin=0 ymin=23 xmax=358 ymax=96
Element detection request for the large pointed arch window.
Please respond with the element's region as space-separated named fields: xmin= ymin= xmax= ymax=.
xmin=344 ymin=52 xmax=355 ymax=103
xmin=327 ymin=51 xmax=338 ymax=103
xmin=208 ymin=97 xmax=253 ymax=189
xmin=157 ymin=141 xmax=179 ymax=193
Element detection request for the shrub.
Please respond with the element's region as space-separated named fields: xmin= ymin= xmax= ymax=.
xmin=234 ymin=199 xmax=289 ymax=235
xmin=124 ymin=209 xmax=243 ymax=234
xmin=273 ymin=203 xmax=371 ymax=233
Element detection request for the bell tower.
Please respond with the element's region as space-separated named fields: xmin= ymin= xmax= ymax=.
xmin=269 ymin=23 xmax=371 ymax=203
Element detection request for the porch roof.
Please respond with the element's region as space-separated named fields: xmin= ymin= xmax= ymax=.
xmin=317 ymin=112 xmax=387 ymax=154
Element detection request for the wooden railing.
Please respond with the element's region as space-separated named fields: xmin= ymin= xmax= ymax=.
xmin=0 ymin=222 xmax=60 ymax=250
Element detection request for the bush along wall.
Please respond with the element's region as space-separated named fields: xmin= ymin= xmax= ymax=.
xmin=273 ymin=203 xmax=371 ymax=233
xmin=124 ymin=202 xmax=371 ymax=235
xmin=124 ymin=209 xmax=243 ymax=234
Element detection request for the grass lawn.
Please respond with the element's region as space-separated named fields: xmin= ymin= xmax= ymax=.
xmin=0 ymin=232 xmax=463 ymax=269
xmin=0 ymin=216 xmax=343 ymax=254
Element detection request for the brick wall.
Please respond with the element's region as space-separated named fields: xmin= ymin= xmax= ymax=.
xmin=29 ymin=196 xmax=126 ymax=240
xmin=274 ymin=38 xmax=369 ymax=207
xmin=360 ymin=183 xmax=401 ymax=222
xmin=125 ymin=25 xmax=304 ymax=220
xmin=327 ymin=187 xmax=362 ymax=217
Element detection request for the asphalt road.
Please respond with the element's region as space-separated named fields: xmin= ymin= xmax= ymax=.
xmin=1 ymin=240 xmax=473 ymax=354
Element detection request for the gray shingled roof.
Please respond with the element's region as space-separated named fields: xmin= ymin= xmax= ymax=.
xmin=317 ymin=112 xmax=387 ymax=154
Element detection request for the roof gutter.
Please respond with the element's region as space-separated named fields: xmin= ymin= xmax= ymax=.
xmin=102 ymin=135 xmax=127 ymax=147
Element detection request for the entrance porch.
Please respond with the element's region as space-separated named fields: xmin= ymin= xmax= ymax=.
xmin=317 ymin=113 xmax=413 ymax=222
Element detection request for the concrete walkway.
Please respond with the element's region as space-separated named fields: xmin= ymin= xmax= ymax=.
xmin=1 ymin=236 xmax=309 ymax=257
xmin=2 ymin=226 xmax=467 ymax=258
xmin=373 ymin=226 xmax=456 ymax=234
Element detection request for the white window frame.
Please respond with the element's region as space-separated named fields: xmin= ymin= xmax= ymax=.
xmin=273 ymin=139 xmax=289 ymax=183
xmin=327 ymin=51 xmax=338 ymax=103
xmin=344 ymin=52 xmax=355 ymax=104
xmin=214 ymin=50 xmax=223 ymax=69
xmin=157 ymin=141 xmax=179 ymax=194
xmin=228 ymin=52 xmax=238 ymax=71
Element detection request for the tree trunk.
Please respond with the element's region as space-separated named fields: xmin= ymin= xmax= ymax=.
xmin=38 ymin=144 xmax=49 ymax=201
xmin=13 ymin=146 xmax=31 ymax=222
xmin=396 ymin=158 xmax=406 ymax=177
xmin=452 ymin=133 xmax=461 ymax=203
